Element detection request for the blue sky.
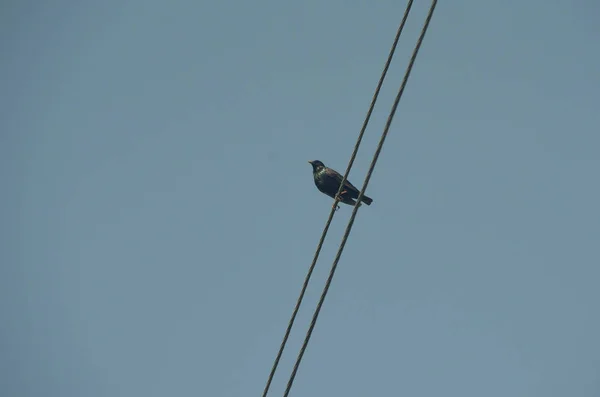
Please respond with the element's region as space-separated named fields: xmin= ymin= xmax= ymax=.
xmin=2 ymin=0 xmax=599 ymax=396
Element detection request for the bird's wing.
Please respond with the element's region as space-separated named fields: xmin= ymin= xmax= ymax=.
xmin=325 ymin=168 xmax=360 ymax=195
xmin=343 ymin=179 xmax=361 ymax=195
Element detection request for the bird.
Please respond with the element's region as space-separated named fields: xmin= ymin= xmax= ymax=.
xmin=308 ymin=160 xmax=373 ymax=209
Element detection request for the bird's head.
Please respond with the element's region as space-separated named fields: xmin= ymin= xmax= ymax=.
xmin=308 ymin=160 xmax=325 ymax=172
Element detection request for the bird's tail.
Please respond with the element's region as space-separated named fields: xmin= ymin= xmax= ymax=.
xmin=361 ymin=195 xmax=373 ymax=206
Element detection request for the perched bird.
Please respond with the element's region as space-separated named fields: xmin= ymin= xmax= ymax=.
xmin=308 ymin=160 xmax=373 ymax=209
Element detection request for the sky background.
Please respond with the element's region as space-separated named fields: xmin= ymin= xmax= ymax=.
xmin=2 ymin=0 xmax=599 ymax=396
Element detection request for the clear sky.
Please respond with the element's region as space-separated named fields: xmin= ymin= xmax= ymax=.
xmin=2 ymin=0 xmax=599 ymax=396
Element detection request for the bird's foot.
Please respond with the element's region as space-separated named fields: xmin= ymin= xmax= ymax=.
xmin=334 ymin=191 xmax=347 ymax=206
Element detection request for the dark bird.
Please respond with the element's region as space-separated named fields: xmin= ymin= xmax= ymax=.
xmin=308 ymin=160 xmax=373 ymax=209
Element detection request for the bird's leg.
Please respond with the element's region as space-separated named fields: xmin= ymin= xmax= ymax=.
xmin=333 ymin=190 xmax=347 ymax=210
xmin=333 ymin=190 xmax=346 ymax=211
xmin=337 ymin=190 xmax=352 ymax=210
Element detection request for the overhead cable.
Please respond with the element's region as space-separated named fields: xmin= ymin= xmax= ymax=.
xmin=282 ymin=1 xmax=439 ymax=396
xmin=260 ymin=2 xmax=415 ymax=396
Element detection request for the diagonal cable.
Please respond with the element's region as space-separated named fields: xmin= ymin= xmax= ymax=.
xmin=260 ymin=2 xmax=415 ymax=397
xmin=282 ymin=1 xmax=439 ymax=396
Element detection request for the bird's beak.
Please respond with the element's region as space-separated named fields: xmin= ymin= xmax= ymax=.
xmin=308 ymin=161 xmax=313 ymax=165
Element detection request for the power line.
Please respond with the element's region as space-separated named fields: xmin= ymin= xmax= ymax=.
xmin=282 ymin=1 xmax=439 ymax=396
xmin=260 ymin=3 xmax=415 ymax=397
